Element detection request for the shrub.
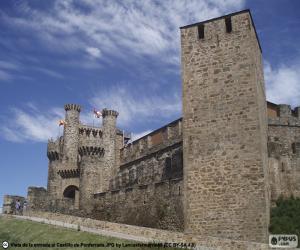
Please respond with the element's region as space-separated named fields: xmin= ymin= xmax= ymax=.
xmin=269 ymin=196 xmax=300 ymax=247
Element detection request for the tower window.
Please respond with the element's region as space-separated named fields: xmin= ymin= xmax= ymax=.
xmin=198 ymin=24 xmax=204 ymax=39
xmin=225 ymin=17 xmax=232 ymax=33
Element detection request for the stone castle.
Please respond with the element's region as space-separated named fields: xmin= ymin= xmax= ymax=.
xmin=3 ymin=10 xmax=300 ymax=244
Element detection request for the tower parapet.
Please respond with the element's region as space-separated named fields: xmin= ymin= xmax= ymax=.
xmin=78 ymin=146 xmax=105 ymax=156
xmin=64 ymin=104 xmax=81 ymax=112
xmin=47 ymin=138 xmax=61 ymax=161
xmin=102 ymin=109 xmax=119 ymax=118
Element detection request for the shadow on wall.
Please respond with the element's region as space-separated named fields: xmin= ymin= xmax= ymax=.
xmin=92 ymin=194 xmax=184 ymax=231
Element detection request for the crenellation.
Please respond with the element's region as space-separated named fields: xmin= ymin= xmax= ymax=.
xmin=78 ymin=146 xmax=104 ymax=156
xmin=121 ymin=119 xmax=182 ymax=165
xmin=278 ymin=104 xmax=292 ymax=118
xmin=64 ymin=104 xmax=81 ymax=112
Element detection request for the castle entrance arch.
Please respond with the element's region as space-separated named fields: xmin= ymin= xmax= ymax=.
xmin=63 ymin=185 xmax=78 ymax=199
xmin=63 ymin=185 xmax=79 ymax=209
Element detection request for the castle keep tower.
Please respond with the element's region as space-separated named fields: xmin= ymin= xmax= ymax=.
xmin=181 ymin=10 xmax=269 ymax=242
xmin=63 ymin=104 xmax=81 ymax=165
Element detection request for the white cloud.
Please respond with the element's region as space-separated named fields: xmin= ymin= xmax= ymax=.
xmin=0 ymin=107 xmax=64 ymax=142
xmin=265 ymin=61 xmax=300 ymax=107
xmin=86 ymin=47 xmax=101 ymax=58
xmin=1 ymin=0 xmax=245 ymax=66
xmin=0 ymin=104 xmax=104 ymax=143
xmin=89 ymin=85 xmax=181 ymax=127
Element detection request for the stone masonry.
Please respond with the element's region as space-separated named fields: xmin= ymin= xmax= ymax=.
xmin=181 ymin=10 xmax=269 ymax=242
xmin=3 ymin=9 xmax=300 ymax=245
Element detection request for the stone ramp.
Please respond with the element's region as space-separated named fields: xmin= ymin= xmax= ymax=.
xmin=5 ymin=211 xmax=279 ymax=250
xmin=12 ymin=215 xmax=151 ymax=244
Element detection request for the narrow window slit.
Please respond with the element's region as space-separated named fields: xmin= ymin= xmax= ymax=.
xmin=198 ymin=24 xmax=204 ymax=39
xmin=225 ymin=17 xmax=232 ymax=33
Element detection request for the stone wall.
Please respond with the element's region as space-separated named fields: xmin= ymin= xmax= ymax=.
xmin=181 ymin=10 xmax=269 ymax=242
xmin=93 ymin=139 xmax=183 ymax=231
xmin=78 ymin=125 xmax=103 ymax=147
xmin=268 ymin=103 xmax=300 ymax=201
xmin=21 ymin=211 xmax=273 ymax=250
xmin=27 ymin=187 xmax=48 ymax=211
xmin=2 ymin=195 xmax=25 ymax=214
xmin=121 ymin=118 xmax=182 ymax=165
xmin=93 ymin=179 xmax=183 ymax=231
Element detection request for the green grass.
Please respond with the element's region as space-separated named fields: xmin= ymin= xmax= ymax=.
xmin=0 ymin=216 xmax=180 ymax=250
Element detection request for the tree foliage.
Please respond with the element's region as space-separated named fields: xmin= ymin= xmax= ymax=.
xmin=269 ymin=196 xmax=300 ymax=247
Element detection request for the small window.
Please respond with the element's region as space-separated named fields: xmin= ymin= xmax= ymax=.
xmin=225 ymin=17 xmax=232 ymax=33
xmin=198 ymin=24 xmax=204 ymax=39
xmin=292 ymin=143 xmax=296 ymax=154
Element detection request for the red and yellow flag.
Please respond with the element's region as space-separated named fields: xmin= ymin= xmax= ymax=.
xmin=58 ymin=120 xmax=66 ymax=126
xmin=93 ymin=108 xmax=102 ymax=118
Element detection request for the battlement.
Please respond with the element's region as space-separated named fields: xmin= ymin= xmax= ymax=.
xmin=267 ymin=101 xmax=300 ymax=126
xmin=79 ymin=125 xmax=103 ymax=137
xmin=120 ymin=118 xmax=182 ymax=164
xmin=102 ymin=109 xmax=119 ymax=117
xmin=64 ymin=104 xmax=81 ymax=112
xmin=78 ymin=146 xmax=105 ymax=156
xmin=180 ymin=9 xmax=261 ymax=52
xmin=47 ymin=138 xmax=62 ymax=161
xmin=47 ymin=138 xmax=61 ymax=151
xmin=94 ymin=178 xmax=182 ymax=199
xmin=47 ymin=151 xmax=60 ymax=161
xmin=57 ymin=169 xmax=80 ymax=178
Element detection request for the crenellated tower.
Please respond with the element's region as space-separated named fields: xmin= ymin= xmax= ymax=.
xmin=47 ymin=138 xmax=62 ymax=198
xmin=102 ymin=109 xmax=119 ymax=190
xmin=63 ymin=104 xmax=81 ymax=165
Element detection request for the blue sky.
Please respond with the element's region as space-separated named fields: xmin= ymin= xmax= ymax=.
xmin=0 ymin=0 xmax=300 ymax=210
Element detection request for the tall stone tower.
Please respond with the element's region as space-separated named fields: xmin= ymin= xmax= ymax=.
xmin=181 ymin=10 xmax=269 ymax=242
xmin=63 ymin=104 xmax=81 ymax=166
xmin=47 ymin=139 xmax=61 ymax=198
xmin=102 ymin=109 xmax=119 ymax=190
xmin=79 ymin=145 xmax=105 ymax=212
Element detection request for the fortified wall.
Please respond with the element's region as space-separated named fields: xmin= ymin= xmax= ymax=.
xmin=267 ymin=102 xmax=300 ymax=201
xmin=3 ymin=10 xmax=300 ymax=245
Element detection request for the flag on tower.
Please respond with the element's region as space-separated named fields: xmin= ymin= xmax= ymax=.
xmin=58 ymin=120 xmax=66 ymax=126
xmin=93 ymin=108 xmax=102 ymax=118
